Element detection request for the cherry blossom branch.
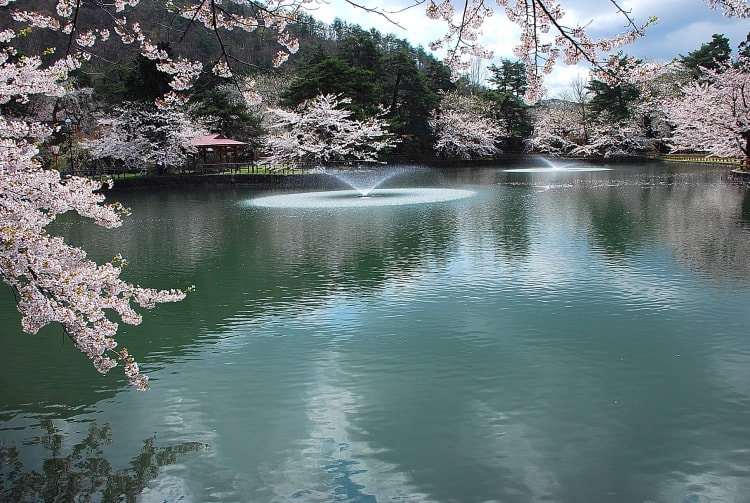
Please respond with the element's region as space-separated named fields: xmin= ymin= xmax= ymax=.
xmin=335 ymin=0 xmax=422 ymax=29
xmin=705 ymin=0 xmax=750 ymax=17
xmin=63 ymin=0 xmax=83 ymax=56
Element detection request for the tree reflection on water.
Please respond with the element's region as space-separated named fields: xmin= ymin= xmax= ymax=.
xmin=0 ymin=420 xmax=205 ymax=502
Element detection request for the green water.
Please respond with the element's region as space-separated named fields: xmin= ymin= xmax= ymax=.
xmin=2 ymin=161 xmax=750 ymax=502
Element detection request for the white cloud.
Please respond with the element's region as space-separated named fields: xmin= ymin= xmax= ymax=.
xmin=306 ymin=0 xmax=442 ymax=47
xmin=481 ymin=17 xmax=523 ymax=60
xmin=544 ymin=63 xmax=593 ymax=99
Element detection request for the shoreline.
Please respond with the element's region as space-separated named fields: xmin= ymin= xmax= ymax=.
xmin=102 ymin=159 xmax=749 ymax=192
xmin=105 ymin=173 xmax=350 ymax=191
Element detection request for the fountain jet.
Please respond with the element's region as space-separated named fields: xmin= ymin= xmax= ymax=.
xmin=504 ymin=156 xmax=612 ymax=173
xmin=324 ymin=163 xmax=406 ymax=197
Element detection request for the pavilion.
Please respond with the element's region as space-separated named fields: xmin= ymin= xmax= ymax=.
xmin=190 ymin=133 xmax=249 ymax=173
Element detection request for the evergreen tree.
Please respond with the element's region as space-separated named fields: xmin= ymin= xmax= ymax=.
xmin=737 ymin=32 xmax=750 ymax=60
xmin=338 ymin=28 xmax=383 ymax=73
xmin=381 ymin=48 xmax=441 ymax=155
xmin=190 ymin=89 xmax=263 ymax=144
xmin=586 ymin=79 xmax=640 ymax=122
xmin=420 ymin=52 xmax=456 ymax=96
xmin=680 ymin=33 xmax=732 ymax=79
xmin=188 ymin=71 xmax=263 ymax=144
xmin=485 ymin=60 xmax=532 ymax=150
xmin=488 ymin=60 xmax=527 ymax=97
xmin=280 ymin=58 xmax=381 ymax=118
xmin=122 ymin=44 xmax=174 ymax=102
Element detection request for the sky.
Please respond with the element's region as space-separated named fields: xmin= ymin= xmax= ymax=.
xmin=305 ymin=0 xmax=749 ymax=97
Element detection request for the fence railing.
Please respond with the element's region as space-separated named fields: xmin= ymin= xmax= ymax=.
xmin=660 ymin=154 xmax=748 ymax=169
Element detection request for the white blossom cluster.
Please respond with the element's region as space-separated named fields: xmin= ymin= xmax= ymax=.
xmin=167 ymin=0 xmax=302 ymax=68
xmin=5 ymin=0 xmax=302 ymax=94
xmin=0 ymin=113 xmax=188 ymax=389
xmin=429 ymin=91 xmax=504 ymax=159
xmin=525 ymin=100 xmax=585 ymax=155
xmin=527 ymin=74 xmax=676 ymax=159
xmin=427 ymin=0 xmax=495 ymax=76
xmin=663 ymin=56 xmax=750 ymax=159
xmin=0 ymin=0 xmax=199 ymax=388
xmin=262 ymin=94 xmax=397 ymax=166
xmin=591 ymin=54 xmax=667 ymax=88
xmin=422 ymin=0 xmax=651 ymax=102
xmin=570 ymin=121 xmax=653 ymax=158
xmin=705 ymin=0 xmax=750 ymax=17
xmin=0 ymin=54 xmax=75 ymax=105
xmin=0 ymin=0 xmax=304 ymax=388
xmin=81 ymin=103 xmax=209 ymax=170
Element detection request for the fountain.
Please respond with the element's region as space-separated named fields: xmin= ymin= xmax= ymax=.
xmin=325 ymin=163 xmax=406 ymax=197
xmin=504 ymin=157 xmax=612 ymax=173
xmin=249 ymin=164 xmax=475 ymax=209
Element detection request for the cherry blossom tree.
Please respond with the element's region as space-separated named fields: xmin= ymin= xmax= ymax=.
xmin=532 ymin=101 xmax=665 ymax=159
xmin=576 ymin=74 xmax=670 ymax=157
xmin=81 ymin=103 xmax=209 ymax=174
xmin=430 ymin=91 xmax=504 ymax=159
xmin=525 ymin=98 xmax=586 ymax=155
xmin=262 ymin=94 xmax=396 ymax=167
xmin=663 ymin=56 xmax=750 ymax=162
xmin=570 ymin=119 xmax=655 ymax=158
xmin=527 ymin=62 xmax=674 ymax=157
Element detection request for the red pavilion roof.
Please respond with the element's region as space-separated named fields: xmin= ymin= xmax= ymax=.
xmin=191 ymin=133 xmax=248 ymax=147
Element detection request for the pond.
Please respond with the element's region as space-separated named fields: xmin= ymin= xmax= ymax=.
xmin=2 ymin=160 xmax=750 ymax=502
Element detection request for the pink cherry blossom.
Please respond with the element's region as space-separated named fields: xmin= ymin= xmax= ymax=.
xmin=663 ymin=56 xmax=750 ymax=160
xmin=263 ymin=94 xmax=397 ymax=166
xmin=429 ymin=91 xmax=504 ymax=159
